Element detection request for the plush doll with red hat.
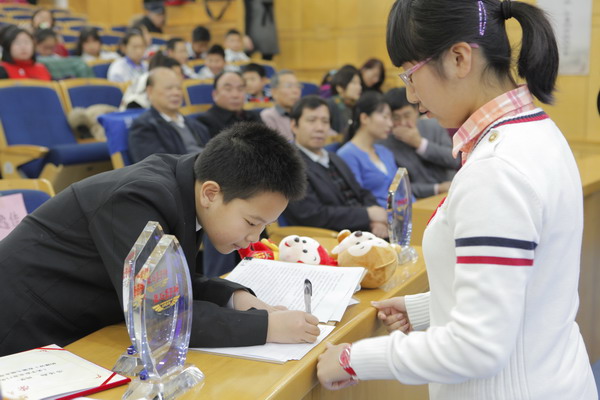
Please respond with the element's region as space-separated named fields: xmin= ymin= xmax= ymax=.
xmin=238 ymin=235 xmax=337 ymax=266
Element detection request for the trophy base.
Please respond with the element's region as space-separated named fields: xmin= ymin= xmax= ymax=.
xmin=398 ymin=246 xmax=418 ymax=265
xmin=112 ymin=351 xmax=143 ymax=376
xmin=122 ymin=364 xmax=204 ymax=400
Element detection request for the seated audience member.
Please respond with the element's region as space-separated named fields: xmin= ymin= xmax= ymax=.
xmin=327 ymin=65 xmax=362 ymax=135
xmin=360 ymin=58 xmax=385 ymax=93
xmin=224 ymin=29 xmax=250 ymax=63
xmin=139 ymin=2 xmax=165 ymax=34
xmin=128 ymin=67 xmax=210 ymax=163
xmin=242 ymin=63 xmax=271 ymax=103
xmin=0 ymin=27 xmax=51 ymax=80
xmin=260 ymin=70 xmax=301 ymax=141
xmin=188 ymin=25 xmax=211 ymax=59
xmin=318 ymin=69 xmax=336 ymax=98
xmin=74 ymin=27 xmax=118 ymax=62
xmin=166 ymin=37 xmax=198 ymax=79
xmin=197 ymin=71 xmax=261 ymax=138
xmin=131 ymin=19 xmax=161 ymax=58
xmin=29 ymin=8 xmax=68 ymax=57
xmin=0 ymin=122 xmax=319 ymax=356
xmin=107 ymin=29 xmax=148 ymax=83
xmin=337 ymin=91 xmax=396 ymax=207
xmin=120 ymin=52 xmax=182 ymax=110
xmin=34 ymin=28 xmax=61 ymax=58
xmin=284 ymin=96 xmax=388 ymax=238
xmin=382 ymin=88 xmax=459 ymax=198
xmin=196 ymin=44 xmax=226 ymax=80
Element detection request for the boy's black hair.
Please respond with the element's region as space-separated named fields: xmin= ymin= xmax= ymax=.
xmin=74 ymin=26 xmax=101 ymax=56
xmin=192 ymin=26 xmax=211 ymax=42
xmin=331 ymin=65 xmax=360 ymax=95
xmin=290 ymin=95 xmax=329 ymax=124
xmin=384 ymin=87 xmax=415 ymax=112
xmin=386 ymin=0 xmax=558 ymax=104
xmin=225 ymin=29 xmax=242 ymax=38
xmin=213 ymin=70 xmax=243 ymax=89
xmin=194 ymin=122 xmax=307 ymax=203
xmin=241 ymin=63 xmax=266 ymax=78
xmin=206 ymin=44 xmax=225 ymax=58
xmin=34 ymin=28 xmax=57 ymax=44
xmin=346 ymin=91 xmax=389 ymax=142
xmin=166 ymin=37 xmax=185 ymax=51
xmin=1 ymin=27 xmax=35 ymax=63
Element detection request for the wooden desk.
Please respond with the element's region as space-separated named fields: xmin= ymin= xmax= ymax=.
xmin=65 ymin=249 xmax=430 ymax=400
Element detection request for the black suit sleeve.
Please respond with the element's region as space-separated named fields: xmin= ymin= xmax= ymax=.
xmin=86 ymin=179 xmax=268 ymax=347
xmin=128 ymin=118 xmax=170 ymax=163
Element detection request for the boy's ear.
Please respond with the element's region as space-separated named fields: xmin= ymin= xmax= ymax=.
xmin=198 ymin=180 xmax=222 ymax=207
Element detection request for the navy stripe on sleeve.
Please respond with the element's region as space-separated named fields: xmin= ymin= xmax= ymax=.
xmin=455 ymin=236 xmax=537 ymax=250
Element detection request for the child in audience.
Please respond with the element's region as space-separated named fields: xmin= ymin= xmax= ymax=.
xmin=0 ymin=122 xmax=319 ymax=356
xmin=318 ymin=1 xmax=597 ymax=398
xmin=107 ymin=28 xmax=148 ymax=83
xmin=196 ymin=44 xmax=227 ymax=80
xmin=360 ymin=58 xmax=385 ymax=93
xmin=0 ymin=27 xmax=51 ymax=80
xmin=166 ymin=37 xmax=198 ymax=79
xmin=188 ymin=25 xmax=211 ymax=60
xmin=242 ymin=63 xmax=271 ymax=103
xmin=29 ymin=8 xmax=68 ymax=57
xmin=34 ymin=28 xmax=61 ymax=58
xmin=327 ymin=65 xmax=363 ymax=135
xmin=224 ymin=28 xmax=250 ymax=63
xmin=336 ymin=91 xmax=396 ymax=207
xmin=74 ymin=27 xmax=118 ymax=62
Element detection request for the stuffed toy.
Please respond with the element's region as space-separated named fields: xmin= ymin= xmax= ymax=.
xmin=278 ymin=235 xmax=337 ymax=266
xmin=238 ymin=235 xmax=337 ymax=266
xmin=332 ymin=230 xmax=399 ymax=288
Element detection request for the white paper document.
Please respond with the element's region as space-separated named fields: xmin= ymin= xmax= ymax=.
xmin=0 ymin=344 xmax=129 ymax=400
xmin=225 ymin=258 xmax=365 ymax=323
xmin=192 ymin=324 xmax=335 ymax=364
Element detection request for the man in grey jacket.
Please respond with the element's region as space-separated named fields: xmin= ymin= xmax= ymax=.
xmin=381 ymin=87 xmax=460 ymax=198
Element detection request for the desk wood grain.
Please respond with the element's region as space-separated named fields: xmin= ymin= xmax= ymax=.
xmin=65 ymin=249 xmax=430 ymax=400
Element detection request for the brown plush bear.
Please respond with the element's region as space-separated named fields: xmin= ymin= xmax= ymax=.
xmin=332 ymin=230 xmax=399 ymax=289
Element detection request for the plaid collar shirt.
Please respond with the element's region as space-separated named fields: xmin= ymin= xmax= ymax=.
xmin=452 ymin=85 xmax=537 ymax=164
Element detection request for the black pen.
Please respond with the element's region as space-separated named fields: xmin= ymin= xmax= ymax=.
xmin=304 ymin=279 xmax=312 ymax=314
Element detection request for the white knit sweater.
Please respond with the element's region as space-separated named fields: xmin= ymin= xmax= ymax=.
xmin=350 ymin=109 xmax=598 ymax=399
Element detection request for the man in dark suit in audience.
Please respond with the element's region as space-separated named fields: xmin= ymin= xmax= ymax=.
xmin=129 ymin=67 xmax=211 ymax=163
xmin=283 ymin=96 xmax=388 ymax=238
xmin=381 ymin=87 xmax=460 ymax=198
xmin=197 ymin=71 xmax=261 ymax=139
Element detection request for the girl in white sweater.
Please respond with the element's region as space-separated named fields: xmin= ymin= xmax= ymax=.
xmin=316 ymin=1 xmax=598 ymax=399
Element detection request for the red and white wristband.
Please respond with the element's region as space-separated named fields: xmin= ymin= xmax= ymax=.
xmin=339 ymin=344 xmax=358 ymax=380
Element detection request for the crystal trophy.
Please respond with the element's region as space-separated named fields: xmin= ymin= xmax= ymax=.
xmin=123 ymin=235 xmax=204 ymax=400
xmin=387 ymin=168 xmax=418 ymax=264
xmin=113 ymin=221 xmax=164 ymax=376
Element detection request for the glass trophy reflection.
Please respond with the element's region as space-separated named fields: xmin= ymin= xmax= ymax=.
xmin=123 ymin=234 xmax=204 ymax=400
xmin=113 ymin=221 xmax=164 ymax=376
xmin=387 ymin=168 xmax=418 ymax=264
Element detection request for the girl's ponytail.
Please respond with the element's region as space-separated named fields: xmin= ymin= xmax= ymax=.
xmin=509 ymin=1 xmax=559 ymax=104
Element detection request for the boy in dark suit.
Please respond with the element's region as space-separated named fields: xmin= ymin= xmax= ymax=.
xmin=0 ymin=122 xmax=319 ymax=356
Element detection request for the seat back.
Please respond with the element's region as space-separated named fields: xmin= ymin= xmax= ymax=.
xmin=98 ymin=109 xmax=146 ymax=168
xmin=59 ymin=78 xmax=124 ymax=112
xmin=182 ymin=80 xmax=214 ymax=106
xmin=301 ymin=82 xmax=319 ymax=97
xmin=0 ymin=80 xmax=75 ymax=148
xmin=87 ymin=59 xmax=113 ymax=79
xmin=100 ymin=33 xmax=124 ymax=45
xmin=0 ymin=179 xmax=55 ymax=213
